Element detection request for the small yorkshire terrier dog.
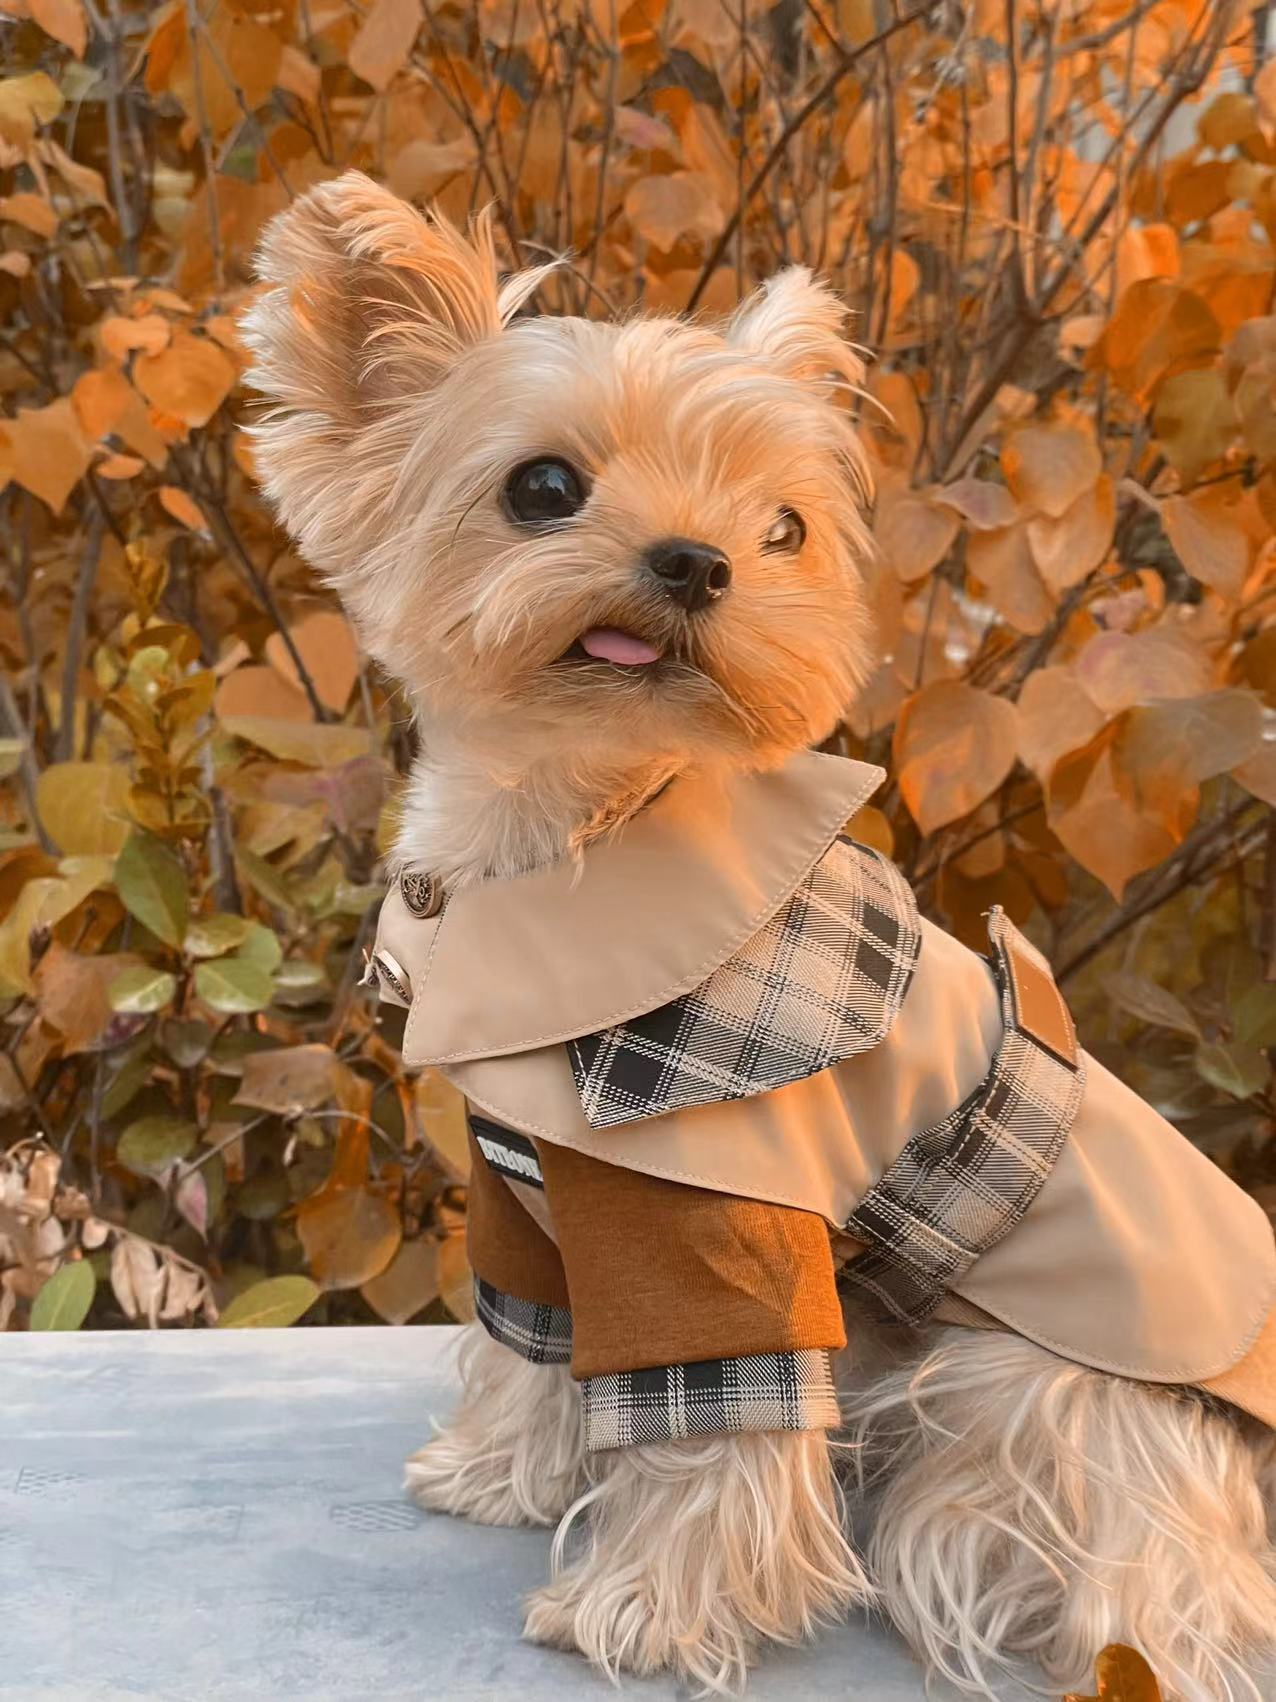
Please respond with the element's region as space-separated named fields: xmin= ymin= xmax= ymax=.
xmin=243 ymin=173 xmax=1276 ymax=1700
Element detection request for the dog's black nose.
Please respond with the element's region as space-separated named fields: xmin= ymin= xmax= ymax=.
xmin=644 ymin=538 xmax=732 ymax=613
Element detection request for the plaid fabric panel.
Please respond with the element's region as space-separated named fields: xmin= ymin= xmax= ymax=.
xmin=474 ymin=1278 xmax=573 ymax=1365
xmin=568 ymin=837 xmax=921 ymax=1129
xmin=581 ymin=1349 xmax=840 ymax=1452
xmin=842 ymin=908 xmax=1085 ymax=1325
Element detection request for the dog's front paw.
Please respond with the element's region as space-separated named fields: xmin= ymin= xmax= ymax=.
xmin=405 ymin=1430 xmax=558 ymax=1528
xmin=523 ymin=1571 xmax=754 ymax=1694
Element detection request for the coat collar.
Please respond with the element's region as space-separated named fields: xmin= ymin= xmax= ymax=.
xmin=375 ymin=750 xmax=884 ymax=1067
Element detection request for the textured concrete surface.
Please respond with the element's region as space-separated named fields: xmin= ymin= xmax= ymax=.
xmin=1 ymin=1326 xmax=1268 ymax=1702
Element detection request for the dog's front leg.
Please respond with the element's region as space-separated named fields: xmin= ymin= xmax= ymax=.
xmin=406 ymin=1321 xmax=586 ymax=1528
xmin=523 ymin=1427 xmax=869 ymax=1694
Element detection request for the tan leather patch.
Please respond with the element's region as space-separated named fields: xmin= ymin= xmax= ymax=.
xmin=1200 ymin=1303 xmax=1276 ymax=1430
xmin=1003 ymin=938 xmax=1077 ymax=1065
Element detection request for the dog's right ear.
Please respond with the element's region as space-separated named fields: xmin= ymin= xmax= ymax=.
xmin=240 ymin=173 xmax=542 ymax=561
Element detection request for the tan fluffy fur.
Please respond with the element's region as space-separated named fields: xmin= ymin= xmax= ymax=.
xmin=523 ymin=1427 xmax=871 ymax=1694
xmin=244 ymin=172 xmax=1276 ymax=1699
xmin=839 ymin=1322 xmax=1276 ymax=1701
xmin=405 ymin=1322 xmax=586 ymax=1527
xmin=241 ymin=172 xmax=872 ymax=884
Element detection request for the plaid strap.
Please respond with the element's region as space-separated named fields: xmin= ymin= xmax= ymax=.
xmin=567 ymin=837 xmax=920 ymax=1129
xmin=582 ymin=1350 xmax=839 ymax=1452
xmin=474 ymin=1278 xmax=573 ymax=1365
xmin=842 ymin=908 xmax=1085 ymax=1325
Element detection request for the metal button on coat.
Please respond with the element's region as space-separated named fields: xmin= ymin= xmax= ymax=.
xmin=401 ymin=869 xmax=444 ymax=918
xmin=372 ymin=950 xmax=411 ymax=1003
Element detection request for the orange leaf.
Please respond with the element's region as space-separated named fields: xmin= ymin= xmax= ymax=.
xmin=967 ymin=522 xmax=1054 ymax=634
xmin=1063 ymin=1641 xmax=1164 ymax=1702
xmin=1048 ymin=728 xmax=1181 ymax=901
xmin=156 ymin=485 xmax=208 ymax=532
xmin=886 ymin=250 xmax=921 ymax=338
xmin=1094 ymin=280 xmax=1220 ymax=401
xmin=1115 ymin=223 xmax=1178 ymax=299
xmin=297 ymin=1186 xmax=402 ymax=1290
xmin=1162 ymin=488 xmax=1249 ymax=601
xmin=264 ymin=609 xmax=360 ymax=714
xmin=895 ymin=681 xmax=1020 ymax=834
xmin=679 ymin=103 xmax=737 ymax=211
xmin=348 ymin=0 xmax=419 ymax=92
xmin=71 ymin=366 xmax=168 ymax=466
xmin=935 ymin=478 xmax=1018 ymax=531
xmin=1153 ymin=368 xmax=1238 ymax=483
xmin=35 ymin=944 xmax=148 ymax=1054
xmin=1016 ymin=666 xmax=1105 ymax=781
xmin=234 ymin=1044 xmax=351 ymax=1115
xmin=1 ymin=398 xmax=93 ymax=515
xmin=874 ymin=491 xmax=959 ymax=583
xmin=94 ymin=452 xmax=145 ymax=479
xmin=0 ymin=192 xmax=58 ymax=238
xmin=625 ymin=172 xmax=724 ymax=251
xmin=214 ymin=665 xmax=313 ymax=724
xmin=102 ymin=313 xmax=171 ymax=361
xmin=277 ymin=43 xmax=321 ymax=104
xmin=360 ymin=1239 xmax=441 ymax=1325
xmin=1026 ymin=474 xmax=1115 ymax=594
xmin=30 ymin=0 xmax=87 ymax=57
xmin=1074 ymin=625 xmax=1214 ymax=715
xmin=133 ymin=331 xmax=236 ymax=429
xmin=1002 ymin=423 xmax=1102 ymax=519
xmin=1122 ymin=689 xmax=1263 ymax=795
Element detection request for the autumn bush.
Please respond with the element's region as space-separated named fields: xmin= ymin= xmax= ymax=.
xmin=0 ymin=0 xmax=1273 ymax=1334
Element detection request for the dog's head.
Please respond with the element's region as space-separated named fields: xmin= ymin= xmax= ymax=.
xmin=241 ymin=173 xmax=873 ymax=772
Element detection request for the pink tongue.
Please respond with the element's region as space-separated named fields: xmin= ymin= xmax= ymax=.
xmin=579 ymin=627 xmax=663 ymax=666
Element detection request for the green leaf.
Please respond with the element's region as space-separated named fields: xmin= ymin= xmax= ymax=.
xmin=184 ymin=912 xmax=254 ymax=959
xmin=274 ymin=958 xmax=325 ymax=990
xmin=1233 ymin=983 xmax=1276 ymax=1051
xmin=220 ymin=716 xmax=372 ymax=767
xmin=1195 ymin=1041 xmax=1269 ymax=1101
xmin=30 ymin=1260 xmax=96 ymax=1331
xmin=161 ymin=1018 xmax=212 ymax=1067
xmin=117 ymin=1114 xmax=198 ymax=1175
xmin=108 ymin=964 xmax=177 ymax=1014
xmin=194 ymin=955 xmax=275 ymax=1014
xmin=1104 ymin=972 xmax=1200 ymax=1039
xmin=237 ymin=921 xmax=282 ymax=972
xmin=234 ymin=849 xmax=296 ymax=915
xmin=114 ymin=831 xmax=189 ymax=948
xmin=217 ymin=1274 xmax=320 ymax=1328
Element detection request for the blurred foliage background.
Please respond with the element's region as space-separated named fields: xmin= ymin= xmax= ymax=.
xmin=0 ymin=0 xmax=1273 ymax=1333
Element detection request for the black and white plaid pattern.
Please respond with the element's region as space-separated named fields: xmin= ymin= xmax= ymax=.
xmin=567 ymin=837 xmax=921 ymax=1129
xmin=474 ymin=1278 xmax=573 ymax=1365
xmin=581 ymin=1349 xmax=839 ymax=1452
xmin=842 ymin=908 xmax=1085 ymax=1324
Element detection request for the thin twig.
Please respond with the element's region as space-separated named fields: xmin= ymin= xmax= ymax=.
xmin=55 ymin=509 xmax=104 ymax=764
xmin=687 ymin=0 xmax=945 ymax=311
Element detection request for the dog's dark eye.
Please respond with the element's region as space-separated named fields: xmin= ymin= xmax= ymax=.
xmin=505 ymin=458 xmax=587 ymax=525
xmin=762 ymin=507 xmax=806 ymax=554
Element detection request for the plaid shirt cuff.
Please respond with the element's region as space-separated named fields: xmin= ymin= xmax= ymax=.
xmin=581 ymin=1349 xmax=840 ymax=1452
xmin=474 ymin=1278 xmax=573 ymax=1365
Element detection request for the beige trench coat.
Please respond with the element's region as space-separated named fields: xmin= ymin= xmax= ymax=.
xmin=371 ymin=751 xmax=1276 ymax=1429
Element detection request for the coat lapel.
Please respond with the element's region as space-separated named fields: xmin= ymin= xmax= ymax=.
xmin=377 ymin=751 xmax=884 ymax=1067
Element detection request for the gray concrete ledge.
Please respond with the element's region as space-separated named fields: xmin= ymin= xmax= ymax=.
xmin=0 ymin=1327 xmax=1266 ymax=1701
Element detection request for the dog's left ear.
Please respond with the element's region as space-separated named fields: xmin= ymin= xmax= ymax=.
xmin=726 ymin=267 xmax=864 ymax=397
xmin=240 ymin=172 xmax=545 ymax=570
